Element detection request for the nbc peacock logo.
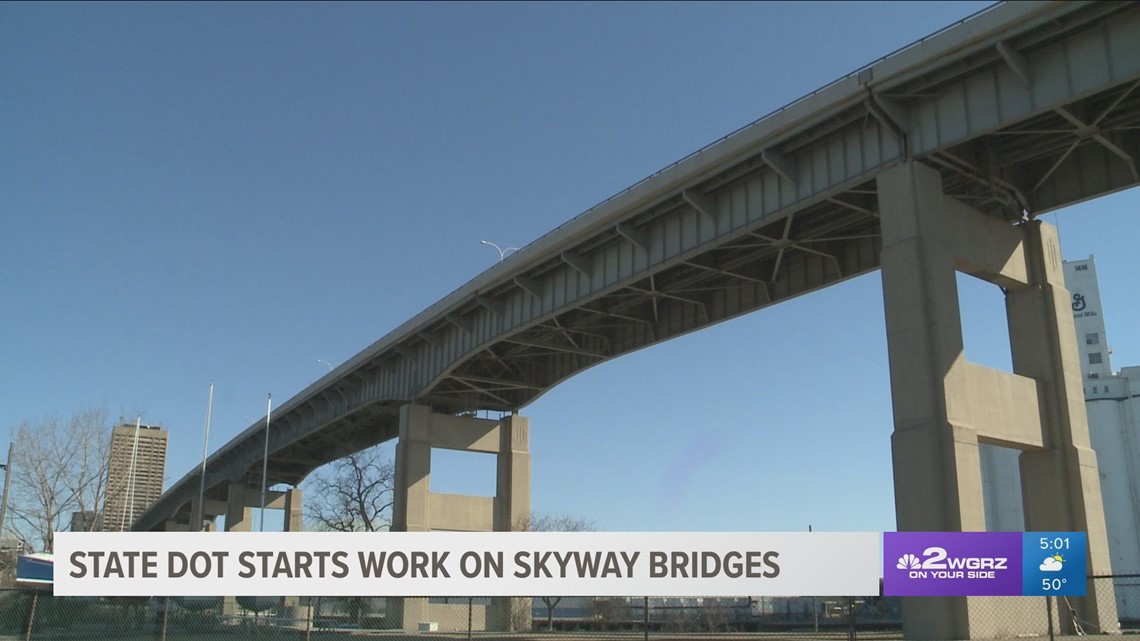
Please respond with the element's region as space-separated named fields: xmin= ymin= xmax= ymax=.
xmin=896 ymin=553 xmax=921 ymax=570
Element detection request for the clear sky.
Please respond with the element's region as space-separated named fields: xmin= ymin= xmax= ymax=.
xmin=4 ymin=2 xmax=1138 ymax=534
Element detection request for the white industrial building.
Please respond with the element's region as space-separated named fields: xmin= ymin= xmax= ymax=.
xmin=980 ymin=256 xmax=1140 ymax=621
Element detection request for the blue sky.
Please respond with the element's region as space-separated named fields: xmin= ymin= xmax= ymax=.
xmin=4 ymin=2 xmax=1138 ymax=534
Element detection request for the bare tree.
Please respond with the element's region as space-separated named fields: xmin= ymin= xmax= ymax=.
xmin=7 ymin=407 xmax=112 ymax=552
xmin=304 ymin=446 xmax=394 ymax=532
xmin=515 ymin=512 xmax=597 ymax=631
xmin=519 ymin=513 xmax=596 ymax=534
xmin=303 ymin=445 xmax=394 ymax=627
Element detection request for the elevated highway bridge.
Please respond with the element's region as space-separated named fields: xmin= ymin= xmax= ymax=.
xmin=138 ymin=2 xmax=1140 ymax=636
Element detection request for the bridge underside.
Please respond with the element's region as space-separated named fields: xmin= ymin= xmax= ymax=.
xmin=143 ymin=1 xmax=1140 ymax=550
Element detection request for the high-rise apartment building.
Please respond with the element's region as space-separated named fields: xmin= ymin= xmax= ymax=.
xmin=102 ymin=423 xmax=169 ymax=532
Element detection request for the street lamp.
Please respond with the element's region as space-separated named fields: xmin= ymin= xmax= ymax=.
xmin=480 ymin=240 xmax=519 ymax=262
xmin=317 ymin=359 xmax=334 ymax=371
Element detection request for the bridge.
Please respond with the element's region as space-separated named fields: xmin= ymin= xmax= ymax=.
xmin=137 ymin=1 xmax=1140 ymax=638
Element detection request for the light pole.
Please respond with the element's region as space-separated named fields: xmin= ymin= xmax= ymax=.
xmin=260 ymin=394 xmax=272 ymax=532
xmin=195 ymin=384 xmax=214 ymax=532
xmin=480 ymin=240 xmax=519 ymax=262
xmin=317 ymin=359 xmax=334 ymax=371
xmin=123 ymin=416 xmax=142 ymax=531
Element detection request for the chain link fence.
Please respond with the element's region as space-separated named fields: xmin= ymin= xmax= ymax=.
xmin=0 ymin=575 xmax=1136 ymax=640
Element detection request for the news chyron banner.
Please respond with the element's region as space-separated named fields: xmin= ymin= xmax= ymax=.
xmin=883 ymin=532 xmax=1087 ymax=597
xmin=55 ymin=532 xmax=878 ymax=597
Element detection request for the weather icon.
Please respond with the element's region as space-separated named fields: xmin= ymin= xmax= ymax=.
xmin=1040 ymin=555 xmax=1065 ymax=572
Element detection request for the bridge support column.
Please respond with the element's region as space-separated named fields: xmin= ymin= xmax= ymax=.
xmin=877 ymin=162 xmax=1117 ymax=639
xmin=279 ymin=488 xmax=304 ymax=617
xmin=190 ymin=496 xmax=224 ymax=532
xmin=224 ymin=485 xmax=255 ymax=533
xmin=283 ymin=488 xmax=303 ymax=532
xmin=1010 ymin=222 xmax=1119 ymax=633
xmin=223 ymin=485 xmax=256 ymax=618
xmin=490 ymin=414 xmax=530 ymax=632
xmin=390 ymin=405 xmax=531 ymax=633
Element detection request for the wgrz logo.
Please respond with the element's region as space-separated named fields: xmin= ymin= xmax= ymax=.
xmin=896 ymin=547 xmax=1007 ymax=580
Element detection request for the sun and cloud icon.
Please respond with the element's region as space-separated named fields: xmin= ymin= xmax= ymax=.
xmin=1040 ymin=554 xmax=1065 ymax=572
xmin=897 ymin=554 xmax=921 ymax=570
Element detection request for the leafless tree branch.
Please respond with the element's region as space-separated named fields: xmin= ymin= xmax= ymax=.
xmin=7 ymin=407 xmax=112 ymax=552
xmin=304 ymin=446 xmax=394 ymax=533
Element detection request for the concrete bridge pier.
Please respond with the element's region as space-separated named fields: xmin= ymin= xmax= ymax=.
xmin=215 ymin=484 xmax=303 ymax=532
xmin=878 ymin=161 xmax=1118 ymax=639
xmin=278 ymin=488 xmax=304 ymax=616
xmin=390 ymin=404 xmax=531 ymax=633
xmin=216 ymin=484 xmax=303 ymax=617
xmin=1009 ymin=222 xmax=1119 ymax=634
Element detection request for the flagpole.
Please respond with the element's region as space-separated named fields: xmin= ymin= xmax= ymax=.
xmin=123 ymin=416 xmax=142 ymax=531
xmin=195 ymin=383 xmax=214 ymax=531
xmin=259 ymin=393 xmax=271 ymax=532
xmin=0 ymin=443 xmax=14 ymax=539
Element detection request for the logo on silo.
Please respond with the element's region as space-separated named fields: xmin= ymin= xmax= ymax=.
xmin=1072 ymin=293 xmax=1086 ymax=312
